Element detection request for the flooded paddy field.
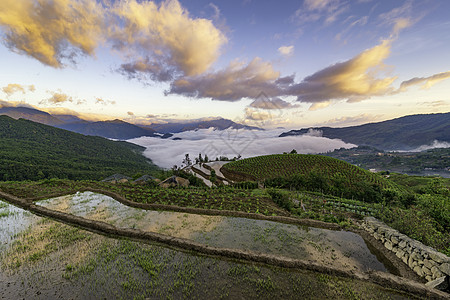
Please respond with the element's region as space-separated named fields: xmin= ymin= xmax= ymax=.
xmin=0 ymin=195 xmax=431 ymax=299
xmin=37 ymin=192 xmax=393 ymax=274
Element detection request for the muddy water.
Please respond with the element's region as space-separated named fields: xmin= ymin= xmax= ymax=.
xmin=37 ymin=192 xmax=390 ymax=273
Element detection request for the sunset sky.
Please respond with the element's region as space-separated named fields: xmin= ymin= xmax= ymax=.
xmin=0 ymin=0 xmax=449 ymax=129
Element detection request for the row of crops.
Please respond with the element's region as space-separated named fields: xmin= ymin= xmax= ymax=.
xmin=298 ymin=194 xmax=382 ymax=217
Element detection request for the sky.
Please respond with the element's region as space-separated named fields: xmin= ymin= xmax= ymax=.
xmin=0 ymin=0 xmax=449 ymax=129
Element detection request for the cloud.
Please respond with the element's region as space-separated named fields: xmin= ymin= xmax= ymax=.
xmin=129 ymin=128 xmax=356 ymax=168
xmin=168 ymin=34 xmax=448 ymax=109
xmin=378 ymin=1 xmax=413 ymax=34
xmin=335 ymin=15 xmax=368 ymax=41
xmin=288 ymin=39 xmax=397 ymax=104
xmin=244 ymin=107 xmax=272 ymax=121
xmin=0 ymin=0 xmax=104 ymax=67
xmin=408 ymin=140 xmax=450 ymax=152
xmin=95 ymin=97 xmax=116 ymax=105
xmin=0 ymin=0 xmax=226 ymax=83
xmin=2 ymin=83 xmax=35 ymax=97
xmin=168 ymin=57 xmax=281 ymax=101
xmin=127 ymin=111 xmax=134 ymax=116
xmin=278 ymin=45 xmax=294 ymax=56
xmin=250 ymin=97 xmax=299 ymax=110
xmin=398 ymin=71 xmax=450 ymax=92
xmin=308 ymin=101 xmax=332 ymax=111
xmin=119 ymin=59 xmax=175 ymax=82
xmin=41 ymin=91 xmax=85 ymax=105
xmin=112 ymin=0 xmax=227 ymax=81
xmin=417 ymin=100 xmax=449 ymax=108
xmin=292 ymin=0 xmax=348 ymax=26
xmin=322 ymin=113 xmax=383 ymax=126
xmin=208 ymin=3 xmax=221 ymax=21
xmin=303 ymin=129 xmax=323 ymax=137
xmin=42 ymin=92 xmax=73 ymax=105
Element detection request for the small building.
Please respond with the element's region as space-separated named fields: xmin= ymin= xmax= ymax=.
xmin=101 ymin=174 xmax=132 ymax=184
xmin=159 ymin=176 xmax=189 ymax=188
xmin=133 ymin=175 xmax=159 ymax=184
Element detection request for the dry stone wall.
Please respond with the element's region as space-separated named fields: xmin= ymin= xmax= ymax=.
xmin=361 ymin=217 xmax=450 ymax=282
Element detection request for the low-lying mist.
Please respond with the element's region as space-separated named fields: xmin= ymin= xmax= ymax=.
xmin=129 ymin=128 xmax=356 ymax=169
xmin=409 ymin=140 xmax=450 ymax=152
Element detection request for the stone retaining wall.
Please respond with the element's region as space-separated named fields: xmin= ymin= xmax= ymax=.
xmin=361 ymin=217 xmax=450 ymax=282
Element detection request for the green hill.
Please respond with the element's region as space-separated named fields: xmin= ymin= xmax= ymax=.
xmin=0 ymin=116 xmax=158 ymax=181
xmin=222 ymin=154 xmax=401 ymax=202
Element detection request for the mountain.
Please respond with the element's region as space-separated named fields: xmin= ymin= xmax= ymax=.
xmin=279 ymin=113 xmax=450 ymax=150
xmin=144 ymin=118 xmax=262 ymax=133
xmin=52 ymin=114 xmax=86 ymax=123
xmin=57 ymin=119 xmax=157 ymax=140
xmin=0 ymin=106 xmax=156 ymax=139
xmin=0 ymin=106 xmax=64 ymax=126
xmin=0 ymin=106 xmax=260 ymax=138
xmin=0 ymin=115 xmax=158 ymax=181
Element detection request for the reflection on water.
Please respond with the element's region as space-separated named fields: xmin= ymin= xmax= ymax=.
xmin=0 ymin=200 xmax=39 ymax=253
xmin=37 ymin=192 xmax=391 ymax=273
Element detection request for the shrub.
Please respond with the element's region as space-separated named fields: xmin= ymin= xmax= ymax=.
xmin=267 ymin=189 xmax=292 ymax=211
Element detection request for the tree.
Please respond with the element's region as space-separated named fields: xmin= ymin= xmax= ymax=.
xmin=210 ymin=170 xmax=217 ymax=183
xmin=182 ymin=154 xmax=192 ymax=167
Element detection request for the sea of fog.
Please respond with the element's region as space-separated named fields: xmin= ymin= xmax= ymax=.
xmin=129 ymin=128 xmax=356 ymax=169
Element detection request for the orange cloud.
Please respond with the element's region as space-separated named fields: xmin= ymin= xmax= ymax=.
xmin=0 ymin=0 xmax=104 ymax=67
xmin=2 ymin=83 xmax=35 ymax=97
xmin=112 ymin=0 xmax=227 ymax=79
xmin=41 ymin=91 xmax=85 ymax=105
xmin=288 ymin=39 xmax=397 ymax=103
xmin=398 ymin=71 xmax=450 ymax=92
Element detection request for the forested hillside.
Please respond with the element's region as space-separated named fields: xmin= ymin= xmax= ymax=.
xmin=0 ymin=116 xmax=158 ymax=180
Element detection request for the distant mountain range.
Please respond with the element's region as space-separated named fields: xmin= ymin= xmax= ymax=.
xmin=143 ymin=118 xmax=261 ymax=133
xmin=0 ymin=106 xmax=261 ymax=140
xmin=57 ymin=119 xmax=157 ymax=140
xmin=280 ymin=112 xmax=450 ymax=150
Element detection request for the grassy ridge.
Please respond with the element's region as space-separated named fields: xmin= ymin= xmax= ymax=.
xmin=0 ymin=116 xmax=158 ymax=180
xmin=223 ymin=154 xmax=397 ymax=189
xmin=222 ymin=154 xmax=405 ymax=204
